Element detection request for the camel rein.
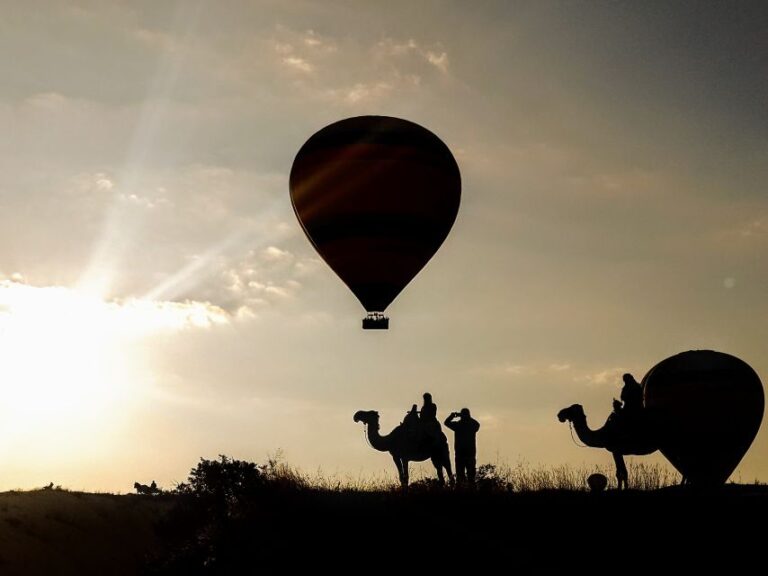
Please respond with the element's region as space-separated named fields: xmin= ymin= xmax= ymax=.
xmin=362 ymin=423 xmax=374 ymax=449
xmin=568 ymin=421 xmax=588 ymax=448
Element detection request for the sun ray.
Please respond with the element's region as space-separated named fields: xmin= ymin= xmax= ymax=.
xmin=78 ymin=0 xmax=205 ymax=299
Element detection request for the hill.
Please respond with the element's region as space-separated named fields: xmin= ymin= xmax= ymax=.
xmin=1 ymin=482 xmax=767 ymax=574
xmin=0 ymin=489 xmax=175 ymax=575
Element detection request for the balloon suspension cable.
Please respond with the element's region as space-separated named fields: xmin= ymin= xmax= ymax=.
xmin=569 ymin=421 xmax=588 ymax=448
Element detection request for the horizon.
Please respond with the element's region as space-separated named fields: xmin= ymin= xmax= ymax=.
xmin=1 ymin=1 xmax=767 ymax=492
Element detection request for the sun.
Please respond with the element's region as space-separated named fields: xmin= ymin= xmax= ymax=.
xmin=0 ymin=283 xmax=140 ymax=460
xmin=0 ymin=279 xmax=228 ymax=468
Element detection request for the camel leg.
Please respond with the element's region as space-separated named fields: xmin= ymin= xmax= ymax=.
xmin=443 ymin=445 xmax=454 ymax=485
xmin=392 ymin=454 xmax=406 ymax=487
xmin=613 ymin=452 xmax=628 ymax=490
xmin=432 ymin=456 xmax=445 ymax=485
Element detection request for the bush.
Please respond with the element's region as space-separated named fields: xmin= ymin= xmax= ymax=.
xmin=175 ymin=455 xmax=265 ymax=513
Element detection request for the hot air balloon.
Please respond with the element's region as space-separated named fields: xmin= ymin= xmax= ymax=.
xmin=643 ymin=350 xmax=764 ymax=486
xmin=289 ymin=116 xmax=461 ymax=329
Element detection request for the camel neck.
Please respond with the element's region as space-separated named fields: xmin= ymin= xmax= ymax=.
xmin=366 ymin=423 xmax=390 ymax=452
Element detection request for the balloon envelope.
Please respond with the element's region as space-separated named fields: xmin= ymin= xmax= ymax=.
xmin=643 ymin=350 xmax=764 ymax=486
xmin=289 ymin=116 xmax=461 ymax=321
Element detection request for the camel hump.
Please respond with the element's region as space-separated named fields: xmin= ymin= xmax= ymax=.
xmin=398 ymin=417 xmax=445 ymax=451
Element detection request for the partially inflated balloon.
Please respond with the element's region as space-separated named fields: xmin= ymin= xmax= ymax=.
xmin=289 ymin=116 xmax=461 ymax=329
xmin=643 ymin=350 xmax=764 ymax=486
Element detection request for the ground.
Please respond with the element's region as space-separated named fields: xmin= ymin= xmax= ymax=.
xmin=0 ymin=484 xmax=765 ymax=573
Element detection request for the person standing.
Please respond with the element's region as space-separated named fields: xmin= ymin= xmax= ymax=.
xmin=444 ymin=408 xmax=480 ymax=484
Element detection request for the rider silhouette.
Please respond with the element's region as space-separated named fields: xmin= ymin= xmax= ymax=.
xmin=420 ymin=392 xmax=442 ymax=443
xmin=611 ymin=373 xmax=644 ymax=438
xmin=404 ymin=404 xmax=419 ymax=439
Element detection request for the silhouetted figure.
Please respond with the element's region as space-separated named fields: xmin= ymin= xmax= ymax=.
xmin=421 ymin=392 xmax=437 ymax=420
xmin=354 ymin=410 xmax=454 ymax=487
xmin=621 ymin=373 xmax=643 ymax=412
xmin=134 ymin=481 xmax=160 ymax=495
xmin=404 ymin=404 xmax=419 ymax=426
xmin=608 ymin=373 xmax=645 ymax=447
xmin=403 ymin=403 xmax=419 ymax=440
xmin=420 ymin=392 xmax=442 ymax=444
xmin=444 ymin=408 xmax=480 ymax=484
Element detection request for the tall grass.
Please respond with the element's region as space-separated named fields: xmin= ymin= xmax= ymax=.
xmin=255 ymin=456 xmax=680 ymax=492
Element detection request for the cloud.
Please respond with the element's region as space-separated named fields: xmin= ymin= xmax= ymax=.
xmin=183 ymin=246 xmax=315 ymax=317
xmin=282 ymin=56 xmax=313 ymax=73
xmin=326 ymin=82 xmax=393 ymax=105
xmin=265 ymin=27 xmax=450 ymax=106
xmin=95 ymin=174 xmax=114 ymax=191
xmin=374 ymin=37 xmax=450 ymax=74
xmin=475 ymin=360 xmax=575 ymax=378
xmin=548 ymin=363 xmax=571 ymax=372
xmin=262 ymin=246 xmax=293 ymax=262
xmin=0 ymin=279 xmax=229 ymax=336
xmin=24 ymin=92 xmax=69 ymax=111
xmin=575 ymin=368 xmax=625 ymax=388
xmin=302 ymin=30 xmax=337 ymax=53
xmin=425 ymin=51 xmax=449 ymax=73
xmin=739 ymin=220 xmax=767 ymax=238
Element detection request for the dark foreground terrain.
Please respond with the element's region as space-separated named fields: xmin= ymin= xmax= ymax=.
xmin=1 ymin=482 xmax=767 ymax=574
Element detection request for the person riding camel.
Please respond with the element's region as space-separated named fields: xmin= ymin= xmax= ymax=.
xmin=403 ymin=403 xmax=420 ymax=439
xmin=420 ymin=392 xmax=443 ymax=445
xmin=610 ymin=373 xmax=644 ymax=438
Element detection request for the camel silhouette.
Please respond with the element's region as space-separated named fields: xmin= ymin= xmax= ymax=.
xmin=557 ymin=404 xmax=658 ymax=489
xmin=354 ymin=410 xmax=454 ymax=487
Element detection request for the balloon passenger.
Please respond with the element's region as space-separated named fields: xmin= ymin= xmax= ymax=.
xmin=444 ymin=408 xmax=480 ymax=484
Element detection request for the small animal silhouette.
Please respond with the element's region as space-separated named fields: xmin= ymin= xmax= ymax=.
xmin=134 ymin=481 xmax=160 ymax=495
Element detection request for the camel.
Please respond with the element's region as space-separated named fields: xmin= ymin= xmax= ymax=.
xmin=557 ymin=404 xmax=658 ymax=489
xmin=134 ymin=481 xmax=160 ymax=495
xmin=354 ymin=410 xmax=454 ymax=487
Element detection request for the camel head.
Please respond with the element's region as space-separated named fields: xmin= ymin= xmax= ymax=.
xmin=353 ymin=410 xmax=380 ymax=426
xmin=557 ymin=404 xmax=585 ymax=423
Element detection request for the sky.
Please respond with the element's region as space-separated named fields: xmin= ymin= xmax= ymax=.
xmin=1 ymin=1 xmax=767 ymax=491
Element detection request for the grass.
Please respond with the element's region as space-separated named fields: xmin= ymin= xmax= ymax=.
xmin=242 ymin=458 xmax=681 ymax=492
xmin=0 ymin=457 xmax=763 ymax=574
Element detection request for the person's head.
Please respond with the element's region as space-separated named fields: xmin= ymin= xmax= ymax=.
xmin=423 ymin=392 xmax=432 ymax=403
xmin=460 ymin=408 xmax=470 ymax=418
xmin=622 ymin=373 xmax=637 ymax=386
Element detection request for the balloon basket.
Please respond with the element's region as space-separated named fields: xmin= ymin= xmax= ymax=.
xmin=362 ymin=313 xmax=389 ymax=330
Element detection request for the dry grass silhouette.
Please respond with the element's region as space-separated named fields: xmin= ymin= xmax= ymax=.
xmin=1 ymin=457 xmax=763 ymax=575
xmin=258 ymin=458 xmax=680 ymax=492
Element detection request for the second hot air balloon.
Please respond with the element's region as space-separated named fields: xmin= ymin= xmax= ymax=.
xmin=643 ymin=350 xmax=764 ymax=486
xmin=289 ymin=116 xmax=461 ymax=329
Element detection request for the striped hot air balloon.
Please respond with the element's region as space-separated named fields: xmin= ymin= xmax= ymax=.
xmin=289 ymin=116 xmax=461 ymax=329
